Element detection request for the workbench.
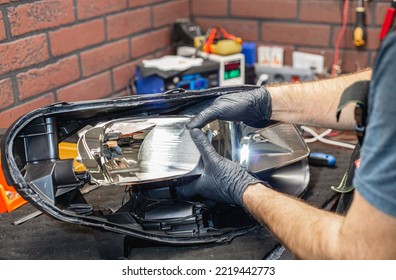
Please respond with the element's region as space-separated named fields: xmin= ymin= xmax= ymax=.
xmin=0 ymin=141 xmax=352 ymax=260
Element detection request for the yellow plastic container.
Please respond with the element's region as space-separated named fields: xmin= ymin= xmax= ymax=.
xmin=59 ymin=142 xmax=86 ymax=172
xmin=194 ymin=36 xmax=242 ymax=56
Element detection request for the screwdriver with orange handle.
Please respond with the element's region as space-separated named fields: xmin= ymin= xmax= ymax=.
xmin=379 ymin=0 xmax=396 ymax=41
xmin=353 ymin=0 xmax=367 ymax=47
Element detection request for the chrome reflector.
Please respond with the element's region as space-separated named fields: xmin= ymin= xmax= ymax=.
xmin=78 ymin=117 xmax=309 ymax=195
xmin=77 ymin=117 xmax=201 ymax=185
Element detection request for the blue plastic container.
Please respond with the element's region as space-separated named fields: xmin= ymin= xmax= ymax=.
xmin=134 ymin=68 xmax=165 ymax=94
xmin=242 ymin=42 xmax=257 ymax=66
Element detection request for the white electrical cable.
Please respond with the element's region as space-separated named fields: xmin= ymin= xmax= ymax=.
xmin=301 ymin=125 xmax=356 ymax=149
xmin=303 ymin=127 xmax=333 ymax=143
xmin=256 ymin=74 xmax=269 ymax=86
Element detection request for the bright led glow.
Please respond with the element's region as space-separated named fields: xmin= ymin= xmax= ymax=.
xmin=240 ymin=144 xmax=249 ymax=167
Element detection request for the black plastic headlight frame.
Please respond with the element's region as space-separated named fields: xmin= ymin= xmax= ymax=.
xmin=1 ymin=85 xmax=309 ymax=246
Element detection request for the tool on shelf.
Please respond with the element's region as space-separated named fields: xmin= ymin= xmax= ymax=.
xmin=353 ymin=0 xmax=367 ymax=47
xmin=194 ymin=26 xmax=242 ymax=56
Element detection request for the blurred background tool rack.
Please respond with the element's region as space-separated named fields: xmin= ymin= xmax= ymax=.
xmin=131 ymin=57 xmax=220 ymax=94
xmin=177 ymin=46 xmax=246 ymax=86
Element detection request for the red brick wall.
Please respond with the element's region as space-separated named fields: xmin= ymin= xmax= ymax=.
xmin=192 ymin=0 xmax=389 ymax=73
xmin=0 ymin=0 xmax=391 ymax=129
xmin=0 ymin=0 xmax=189 ymax=128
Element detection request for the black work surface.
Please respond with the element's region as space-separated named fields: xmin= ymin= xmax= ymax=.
xmin=0 ymin=142 xmax=352 ymax=260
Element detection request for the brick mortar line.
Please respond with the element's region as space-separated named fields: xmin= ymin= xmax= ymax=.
xmin=0 ymin=69 xmax=110 ymax=114
xmin=195 ymin=15 xmax=329 ymax=24
xmin=0 ymin=35 xmax=132 ymax=80
xmin=0 ymin=23 xmax=168 ymax=81
xmin=0 ymin=0 xmax=38 ymax=9
xmin=296 ymin=0 xmax=301 ymax=20
xmin=272 ymin=44 xmax=373 ymax=54
xmin=0 ymin=21 xmax=373 ymax=80
xmin=329 ymin=23 xmax=335 ymax=49
xmin=127 ymin=37 xmax=133 ymax=69
xmin=190 ymin=0 xmax=196 ymax=24
xmin=110 ymin=71 xmax=115 ymax=96
xmin=72 ymin=0 xmax=78 ymax=22
xmin=0 ymin=43 xmax=66 ymax=81
xmin=113 ymin=88 xmax=128 ymax=96
xmin=197 ymin=14 xmax=383 ymax=47
xmin=0 ymin=1 xmax=79 ymax=42
xmin=128 ymin=25 xmax=170 ymax=39
xmin=0 ymin=4 xmax=162 ymax=43
xmin=45 ymin=31 xmax=54 ymax=59
xmin=149 ymin=4 xmax=154 ymax=31
xmin=132 ymin=0 xmax=170 ymax=9
xmin=76 ymin=53 xmax=84 ymax=81
xmin=55 ymin=70 xmax=113 ymax=100
xmin=0 ymin=90 xmax=55 ymax=114
xmin=153 ymin=45 xmax=174 ymax=59
xmin=0 ymin=41 xmax=172 ymax=114
xmin=293 ymin=45 xmax=372 ymax=53
xmin=9 ymin=73 xmax=20 ymax=107
xmin=367 ymin=50 xmax=375 ymax=67
xmin=21 ymin=58 xmax=137 ymax=98
xmin=109 ymin=36 xmax=117 ymax=95
xmin=0 ymin=0 xmax=181 ymax=91
xmin=103 ymin=15 xmax=109 ymax=42
xmin=2 ymin=3 xmax=384 ymax=41
xmin=367 ymin=0 xmax=383 ymax=28
xmin=1 ymin=0 xmax=378 ymax=115
xmin=193 ymin=12 xmax=385 ymax=28
xmin=77 ymin=38 xmax=133 ymax=79
xmin=188 ymin=0 xmax=192 ymax=19
xmin=0 ymin=55 xmax=373 ymax=116
xmin=258 ymin=19 xmax=262 ymax=42
xmin=0 ymin=22 xmax=370 ymax=83
xmin=1 ymin=7 xmax=12 ymax=41
xmin=51 ymin=90 xmax=58 ymax=103
xmin=2 ymin=7 xmax=19 ymax=109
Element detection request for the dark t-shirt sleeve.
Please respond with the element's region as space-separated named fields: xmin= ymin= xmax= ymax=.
xmin=353 ymin=31 xmax=396 ymax=217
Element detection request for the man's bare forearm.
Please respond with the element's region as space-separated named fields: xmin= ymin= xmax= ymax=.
xmin=243 ymin=182 xmax=396 ymax=259
xmin=267 ymin=69 xmax=372 ymax=130
xmin=243 ymin=183 xmax=344 ymax=259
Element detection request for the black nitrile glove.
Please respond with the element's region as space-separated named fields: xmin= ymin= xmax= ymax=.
xmin=186 ymin=87 xmax=272 ymax=129
xmin=176 ymin=128 xmax=263 ymax=206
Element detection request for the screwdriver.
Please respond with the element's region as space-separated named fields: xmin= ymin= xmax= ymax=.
xmin=353 ymin=0 xmax=367 ymax=47
xmin=308 ymin=152 xmax=336 ymax=167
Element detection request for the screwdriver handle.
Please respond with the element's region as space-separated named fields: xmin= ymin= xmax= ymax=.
xmin=308 ymin=153 xmax=336 ymax=167
xmin=353 ymin=6 xmax=366 ymax=47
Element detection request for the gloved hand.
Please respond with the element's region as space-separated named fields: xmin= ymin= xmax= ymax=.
xmin=176 ymin=128 xmax=264 ymax=206
xmin=187 ymin=87 xmax=272 ymax=129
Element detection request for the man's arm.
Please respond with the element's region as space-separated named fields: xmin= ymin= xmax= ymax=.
xmin=268 ymin=69 xmax=372 ymax=130
xmin=243 ymin=183 xmax=396 ymax=259
xmin=187 ymin=69 xmax=372 ymax=131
